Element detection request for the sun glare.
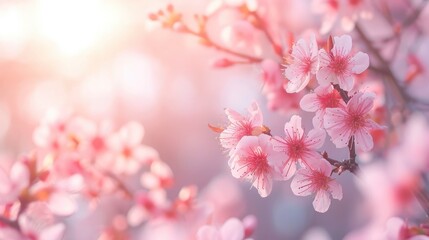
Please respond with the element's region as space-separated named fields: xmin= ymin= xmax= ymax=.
xmin=36 ymin=0 xmax=122 ymax=56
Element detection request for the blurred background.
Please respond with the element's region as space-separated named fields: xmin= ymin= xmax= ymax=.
xmin=0 ymin=0 xmax=370 ymax=239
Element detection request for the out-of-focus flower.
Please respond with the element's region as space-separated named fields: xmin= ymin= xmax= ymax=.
xmin=0 ymin=161 xmax=29 ymax=205
xmin=312 ymin=0 xmax=372 ymax=34
xmin=197 ymin=216 xmax=255 ymax=240
xmin=284 ymin=34 xmax=319 ymax=93
xmin=200 ymin=175 xmax=244 ymax=224
xmin=300 ymin=85 xmax=344 ymax=129
xmin=272 ymin=115 xmax=326 ymax=179
xmin=324 ymin=92 xmax=381 ymax=152
xmin=291 ymin=159 xmax=342 ymax=213
xmin=229 ymin=134 xmax=282 ymax=197
xmin=109 ymin=121 xmax=151 ymax=175
xmin=261 ymin=59 xmax=302 ymax=113
xmin=140 ymin=159 xmax=173 ymax=190
xmin=317 ymin=35 xmax=369 ymax=91
xmin=127 ymin=189 xmax=168 ymax=226
xmin=221 ymin=20 xmax=260 ymax=55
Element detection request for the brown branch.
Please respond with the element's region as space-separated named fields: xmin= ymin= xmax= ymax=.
xmin=181 ymin=26 xmax=264 ymax=63
xmin=355 ymin=24 xmax=409 ymax=105
xmin=250 ymin=12 xmax=283 ymax=57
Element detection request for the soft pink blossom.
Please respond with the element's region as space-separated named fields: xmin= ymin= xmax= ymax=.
xmin=272 ymin=115 xmax=326 ymax=179
xmin=317 ymin=35 xmax=369 ymax=91
xmin=108 ymin=121 xmax=152 ymax=175
xmin=140 ymin=159 xmax=173 ymax=190
xmin=284 ymin=34 xmax=319 ymax=93
xmin=324 ymin=92 xmax=381 ymax=152
xmin=220 ymin=102 xmax=264 ymax=155
xmin=127 ymin=189 xmax=168 ymax=226
xmin=300 ymin=85 xmax=344 ymax=128
xmin=197 ymin=217 xmax=253 ymax=240
xmin=0 ymin=161 xmax=29 ymax=205
xmin=384 ymin=217 xmax=429 ymax=240
xmin=291 ymin=159 xmax=342 ymax=213
xmin=221 ymin=20 xmax=260 ymax=55
xmin=312 ymin=0 xmax=372 ymax=34
xmin=261 ymin=59 xmax=283 ymax=93
xmin=229 ymin=134 xmax=282 ymax=197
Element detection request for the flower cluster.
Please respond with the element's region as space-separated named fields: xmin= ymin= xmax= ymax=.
xmin=211 ymin=34 xmax=382 ymax=213
xmin=0 ymin=113 xmax=257 ymax=240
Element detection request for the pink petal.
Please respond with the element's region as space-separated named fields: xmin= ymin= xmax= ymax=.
xmin=140 ymin=173 xmax=159 ymax=189
xmin=127 ymin=205 xmax=148 ymax=226
xmin=0 ymin=227 xmax=22 ymax=240
xmin=354 ymin=129 xmax=374 ymax=152
xmin=385 ymin=217 xmax=406 ymax=240
xmin=313 ymin=190 xmax=331 ymax=213
xmin=316 ymin=66 xmax=336 ymax=86
xmin=340 ymin=17 xmax=356 ymax=32
xmin=151 ymin=160 xmax=173 ymax=179
xmin=220 ymin=218 xmax=245 ymax=240
xmin=285 ymin=67 xmax=308 ymax=93
xmin=48 ymin=192 xmax=77 ymax=216
xmin=305 ymin=128 xmax=326 ymax=149
xmin=284 ymin=115 xmax=304 ymax=140
xmin=39 ymin=223 xmax=65 ymax=240
xmin=253 ymin=174 xmax=273 ymax=198
xmin=0 ymin=167 xmax=11 ymax=194
xmin=351 ymin=52 xmax=369 ymax=74
xmin=312 ymin=110 xmax=324 ymax=129
xmin=328 ymin=181 xmax=343 ymax=200
xmin=120 ymin=121 xmax=144 ymax=146
xmin=300 ymin=93 xmax=319 ymax=112
xmin=300 ymin=151 xmax=323 ymax=169
xmin=333 ymin=35 xmax=352 ymax=56
xmin=320 ymin=13 xmax=337 ymax=34
xmin=248 ymin=102 xmax=263 ymax=126
xmin=318 ymin=159 xmax=333 ymax=176
xmin=309 ymin=34 xmax=319 ymax=60
xmin=323 ymin=108 xmax=347 ymax=130
xmin=291 ymin=169 xmax=313 ymax=196
xmin=337 ymin=74 xmax=354 ymax=92
xmin=197 ymin=226 xmax=221 ymax=240
xmin=225 ymin=108 xmax=245 ymax=123
xmin=282 ymin=159 xmax=297 ymax=180
xmin=10 ymin=162 xmax=29 ymax=192
xmin=293 ymin=38 xmax=310 ymax=58
xmin=348 ymin=92 xmax=374 ymax=115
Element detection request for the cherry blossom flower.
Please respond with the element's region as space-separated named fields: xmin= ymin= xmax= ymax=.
xmin=221 ymin=20 xmax=261 ymax=55
xmin=272 ymin=115 xmax=326 ymax=180
xmin=229 ymin=134 xmax=282 ymax=197
xmin=0 ymin=161 xmax=29 ymax=205
xmin=200 ymin=175 xmax=244 ymax=225
xmin=284 ymin=34 xmax=319 ymax=93
xmin=127 ymin=189 xmax=168 ymax=226
xmin=300 ymin=85 xmax=344 ymax=128
xmin=312 ymin=0 xmax=372 ymax=34
xmin=260 ymin=60 xmax=302 ymax=113
xmin=291 ymin=159 xmax=342 ymax=213
xmin=317 ymin=35 xmax=369 ymax=91
xmin=109 ymin=121 xmax=152 ymax=175
xmin=324 ymin=92 xmax=381 ymax=152
xmin=140 ymin=159 xmax=173 ymax=190
xmin=384 ymin=217 xmax=429 ymax=240
xmin=219 ymin=102 xmax=265 ymax=155
xmin=197 ymin=217 xmax=255 ymax=240
xmin=10 ymin=202 xmax=66 ymax=240
xmin=261 ymin=59 xmax=284 ymax=94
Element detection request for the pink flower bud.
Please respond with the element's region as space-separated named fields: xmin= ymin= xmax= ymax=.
xmin=212 ymin=58 xmax=234 ymax=68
